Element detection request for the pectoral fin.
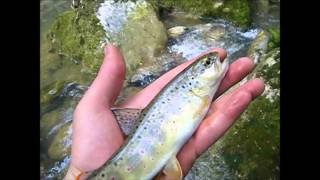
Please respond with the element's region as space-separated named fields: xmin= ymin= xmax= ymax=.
xmin=111 ymin=107 xmax=142 ymax=136
xmin=155 ymin=157 xmax=183 ymax=180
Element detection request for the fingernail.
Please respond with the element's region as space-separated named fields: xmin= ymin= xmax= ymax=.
xmin=104 ymin=44 xmax=112 ymax=55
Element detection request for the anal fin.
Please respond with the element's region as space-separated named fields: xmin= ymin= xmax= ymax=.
xmin=155 ymin=156 xmax=183 ymax=180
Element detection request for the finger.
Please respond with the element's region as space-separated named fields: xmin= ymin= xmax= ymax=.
xmin=214 ymin=57 xmax=254 ymax=98
xmin=117 ymin=48 xmax=227 ymax=109
xmin=177 ymin=79 xmax=265 ymax=174
xmin=82 ymin=44 xmax=126 ymax=107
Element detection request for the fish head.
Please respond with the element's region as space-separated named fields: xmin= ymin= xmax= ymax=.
xmin=191 ymin=51 xmax=229 ymax=88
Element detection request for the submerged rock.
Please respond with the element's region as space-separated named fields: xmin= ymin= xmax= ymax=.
xmin=40 ymin=81 xmax=67 ymax=114
xmin=48 ymin=122 xmax=72 ymax=160
xmin=40 ymin=110 xmax=61 ymax=140
xmin=167 ymin=26 xmax=189 ymax=38
xmin=40 ymin=81 xmax=86 ymax=114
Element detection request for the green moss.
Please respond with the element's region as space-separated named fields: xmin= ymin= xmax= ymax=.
xmin=159 ymin=0 xmax=251 ymax=27
xmin=252 ymin=48 xmax=280 ymax=89
xmin=208 ymin=48 xmax=280 ymax=179
xmin=214 ymin=94 xmax=279 ymax=179
xmin=266 ymin=27 xmax=280 ymax=51
xmin=47 ymin=1 xmax=106 ymax=75
xmin=128 ymin=1 xmax=149 ymax=20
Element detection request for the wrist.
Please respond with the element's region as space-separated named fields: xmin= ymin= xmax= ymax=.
xmin=64 ymin=163 xmax=91 ymax=180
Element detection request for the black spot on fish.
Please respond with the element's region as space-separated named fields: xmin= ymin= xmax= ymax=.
xmin=162 ymin=101 xmax=165 ymax=104
xmin=182 ymin=85 xmax=185 ymax=89
xmin=114 ymin=162 xmax=117 ymax=166
xmin=175 ymin=87 xmax=178 ymax=90
xmin=119 ymin=157 xmax=123 ymax=161
xmin=144 ymin=127 xmax=147 ymax=130
xmin=173 ymin=121 xmax=175 ymax=124
xmin=167 ymin=98 xmax=170 ymax=101
xmin=170 ymin=90 xmax=174 ymax=93
xmin=152 ymin=114 xmax=155 ymax=117
xmin=101 ymin=173 xmax=105 ymax=177
xmin=191 ymin=77 xmax=194 ymax=79
xmin=136 ymin=126 xmax=139 ymax=129
xmin=138 ymin=136 xmax=141 ymax=139
xmin=189 ymin=82 xmax=192 ymax=85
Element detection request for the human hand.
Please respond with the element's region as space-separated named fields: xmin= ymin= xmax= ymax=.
xmin=66 ymin=44 xmax=265 ymax=179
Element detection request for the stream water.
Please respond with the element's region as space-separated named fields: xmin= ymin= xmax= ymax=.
xmin=40 ymin=0 xmax=279 ymax=179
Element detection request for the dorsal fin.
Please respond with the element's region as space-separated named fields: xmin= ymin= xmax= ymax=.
xmin=111 ymin=107 xmax=143 ymax=136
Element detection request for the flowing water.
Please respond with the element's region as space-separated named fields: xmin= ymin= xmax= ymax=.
xmin=40 ymin=0 xmax=279 ymax=179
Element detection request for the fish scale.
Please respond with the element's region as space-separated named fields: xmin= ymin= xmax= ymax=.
xmin=88 ymin=51 xmax=229 ymax=180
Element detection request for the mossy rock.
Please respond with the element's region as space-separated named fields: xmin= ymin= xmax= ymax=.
xmin=210 ymin=48 xmax=280 ymax=179
xmin=48 ymin=122 xmax=72 ymax=160
xmin=247 ymin=30 xmax=269 ymax=64
xmin=114 ymin=0 xmax=168 ymax=78
xmin=47 ymin=0 xmax=106 ymax=75
xmin=47 ymin=0 xmax=167 ymax=78
xmin=266 ymin=27 xmax=280 ymax=51
xmin=158 ymin=0 xmax=251 ymax=27
xmin=187 ymin=48 xmax=280 ymax=179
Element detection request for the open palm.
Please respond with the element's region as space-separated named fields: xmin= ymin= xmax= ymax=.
xmin=67 ymin=45 xmax=265 ymax=179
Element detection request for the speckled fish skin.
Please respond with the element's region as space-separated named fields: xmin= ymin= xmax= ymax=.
xmin=89 ymin=52 xmax=229 ymax=180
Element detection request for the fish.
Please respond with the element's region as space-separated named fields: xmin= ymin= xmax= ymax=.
xmin=88 ymin=51 xmax=229 ymax=180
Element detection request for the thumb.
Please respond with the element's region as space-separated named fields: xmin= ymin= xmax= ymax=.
xmin=84 ymin=44 xmax=126 ymax=108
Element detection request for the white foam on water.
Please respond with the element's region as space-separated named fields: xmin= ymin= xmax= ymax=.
xmin=97 ymin=0 xmax=146 ymax=36
xmin=168 ymin=22 xmax=258 ymax=62
xmin=238 ymin=28 xmax=260 ymax=39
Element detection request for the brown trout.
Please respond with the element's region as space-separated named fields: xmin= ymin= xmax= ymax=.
xmin=88 ymin=51 xmax=229 ymax=180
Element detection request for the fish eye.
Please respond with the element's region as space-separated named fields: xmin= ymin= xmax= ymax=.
xmin=205 ymin=60 xmax=211 ymax=65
